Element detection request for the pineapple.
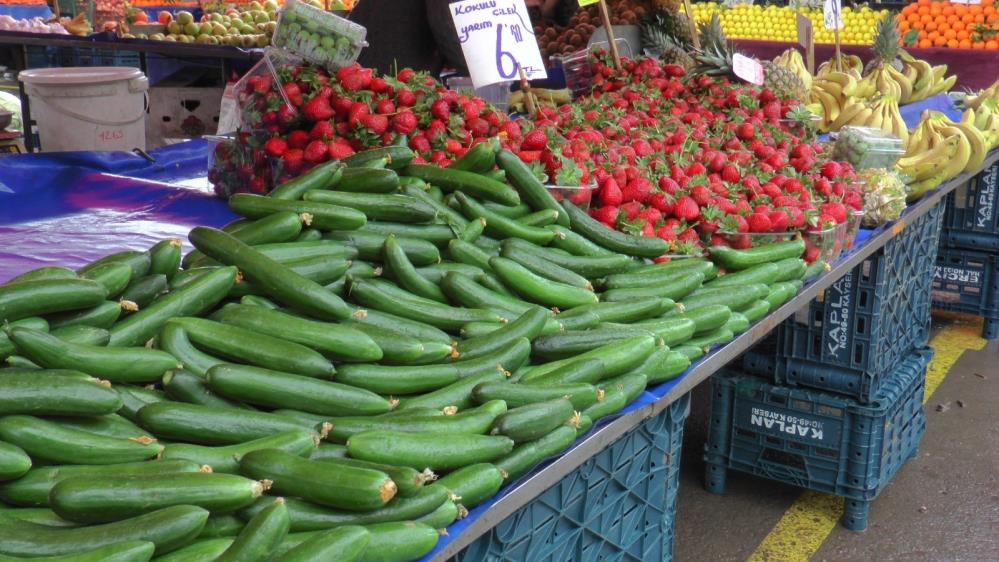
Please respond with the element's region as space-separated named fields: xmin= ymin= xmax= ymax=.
xmin=640 ymin=9 xmax=694 ymax=69
xmin=864 ymin=16 xmax=903 ymax=73
xmin=762 ymin=61 xmax=809 ymax=100
xmin=692 ymin=14 xmax=734 ymax=77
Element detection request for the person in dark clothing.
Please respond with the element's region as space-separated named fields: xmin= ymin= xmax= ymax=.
xmin=349 ymin=0 xmax=468 ymax=76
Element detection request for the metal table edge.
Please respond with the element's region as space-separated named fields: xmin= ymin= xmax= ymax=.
xmin=430 ymin=149 xmax=999 ymax=560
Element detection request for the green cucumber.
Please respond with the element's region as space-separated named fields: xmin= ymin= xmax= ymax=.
xmin=6 ymin=267 xmax=76 ymax=284
xmin=742 ymin=299 xmax=771 ymax=322
xmin=0 ymin=460 xmax=202 ymax=507
xmin=395 ymin=370 xmax=508 ymax=412
xmin=248 ymin=240 xmax=357 ymax=263
xmin=198 ymin=515 xmax=244 ymax=538
xmin=340 ymin=321 xmax=429 ymax=364
xmin=435 ymin=463 xmax=504 ymax=509
xmin=161 ymin=430 xmax=318 ymax=474
xmin=558 ymin=298 xmax=672 ymax=324
xmin=804 ymin=259 xmax=830 ymax=280
xmin=545 ymin=225 xmax=617 ymax=256
xmin=79 ymin=262 xmax=132 ymax=298
xmin=211 ymin=304 xmax=381 ymax=363
xmin=10 ymin=327 xmax=179 ymax=384
xmin=156 ymin=321 xmax=223 ymax=378
xmin=680 ymin=284 xmax=769 ymax=312
xmin=456 ymin=307 xmax=549 ymax=361
xmin=520 ymin=336 xmax=658 ymax=383
xmin=335 ymin=167 xmax=401 ymax=194
xmin=325 ymin=231 xmax=440 ymax=266
xmin=706 ymin=262 xmax=781 ymax=288
xmin=472 ymin=381 xmax=600 ymax=410
xmin=48 ymin=324 xmax=109 ymax=346
xmin=662 ymin=304 xmax=731 ymax=334
xmin=308 ymin=443 xmax=349 ymax=461
xmin=347 ymin=430 xmax=514 ymax=472
xmin=191 ymin=228 xmax=351 ymax=322
xmin=515 ymin=209 xmax=560 ymax=227
xmin=0 ymin=370 xmax=121 ymax=416
xmin=208 ymin=364 xmax=391 ymax=417
xmin=171 ymin=317 xmax=333 ymax=378
xmin=239 ymin=449 xmax=396 ymax=511
xmin=148 ymin=239 xmax=183 ymax=280
xmin=490 ymin=257 xmax=597 ymax=309
xmin=268 ymin=161 xmax=344 ymax=200
xmin=490 ymin=399 xmax=574 ymax=443
xmin=325 ymin=400 xmax=507 ymax=443
xmin=477 ymin=201 xmax=531 ymax=219
xmin=0 ymin=416 xmax=162 ymax=465
xmin=415 ymin=499 xmax=459 ymax=529
xmin=502 ymin=238 xmax=634 ymax=278
xmin=772 ymin=257 xmax=808 ymax=282
xmin=335 ymin=338 xmax=530 ymax=395
xmin=459 ymin=216 xmax=487 ymax=242
xmin=120 ymin=275 xmax=168 ymax=309
xmin=0 ymin=442 xmax=30 ymax=482
xmin=312 ymin=457 xmax=433 ymax=497
xmin=357 ymin=222 xmax=455 ymax=246
xmin=0 ymin=278 xmax=107 ymax=323
xmin=531 ymin=328 xmax=658 ymax=360
xmin=240 ymin=295 xmax=281 ymax=309
xmin=360 ymin=521 xmax=439 ymax=562
xmin=673 ymin=345 xmax=703 ymax=360
xmin=215 ymin=497 xmax=289 ymax=562
xmin=274 ymin=525 xmax=370 ymax=562
xmin=401 ymin=184 xmax=469 ymax=229
xmin=0 ymin=318 xmax=48 ymax=359
xmin=50 ymin=472 xmax=265 ymax=523
xmin=304 ymin=191 xmax=436 ymax=224
xmin=709 ymin=238 xmax=806 ymax=270
xmin=626 ymin=317 xmax=696 ymax=346
xmin=404 ymin=164 xmax=519 ymax=206
xmin=346 ymin=307 xmax=450 ymax=345
xmin=240 ymin=486 xmax=446 ymax=533
xmin=78 ymin=250 xmax=150 ymax=280
xmin=500 ymin=243 xmax=592 ymax=289
xmin=638 ymin=349 xmax=690 ymax=384
xmin=582 ymin=381 xmax=631 ymax=422
xmin=46 ymin=301 xmax=121 ymax=330
xmin=0 ymin=541 xmax=156 ymax=561
xmin=766 ymin=281 xmax=800 ymax=309
xmin=152 ymin=538 xmax=232 ymax=562
xmin=182 ymin=212 xmax=305 ymax=269
xmin=455 ymin=192 xmax=554 ymax=246
xmin=517 ymin=357 xmax=605 ymax=386
xmin=114 ymin=386 xmax=167 ymax=422
xmin=599 ymin=372 xmax=648 ymax=406
xmin=162 ymin=369 xmax=246 ymax=410
xmin=440 ymin=272 xmax=535 ymax=318
xmin=230 ymin=194 xmax=367 ymax=231
xmin=4 ymin=357 xmax=38 ymax=369
xmin=344 ymin=146 xmax=413 ymax=170
xmin=561 ymin=202 xmax=669 ymax=258
xmin=600 ymin=260 xmax=717 ymax=289
xmin=493 ymin=425 xmax=577 ymax=481
xmin=348 ymin=277 xmax=503 ymax=331
xmin=685 ymin=327 xmax=735 ymax=350
xmin=600 ymin=271 xmax=704 ymax=302
xmin=496 ymin=148 xmax=569 ymax=226
xmin=415 ymin=262 xmax=483 ymax=284
xmin=0 ymin=507 xmax=78 ymax=528
xmin=42 ymin=414 xmax=148 ymax=440
xmin=137 ymin=402 xmax=318 ymax=445
xmin=383 ymin=235 xmax=447 ymax=303
xmin=109 ymin=266 xmax=237 ymax=348
xmin=724 ymin=311 xmax=750 ymax=333
xmin=448 ymin=138 xmax=498 ymax=173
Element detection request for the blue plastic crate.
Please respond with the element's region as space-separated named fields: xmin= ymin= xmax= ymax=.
xmin=932 ymin=247 xmax=999 ymax=340
xmin=24 ymin=46 xmax=55 ymax=69
xmin=451 ymin=393 xmax=690 ymax=562
xmin=941 ymin=164 xmax=999 ymax=251
xmin=752 ymin=202 xmax=943 ymax=402
xmin=704 ymin=348 xmax=932 ymax=531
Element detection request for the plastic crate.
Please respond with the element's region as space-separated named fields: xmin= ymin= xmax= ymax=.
xmin=451 ymin=393 xmax=690 ymax=562
xmin=71 ymin=48 xmax=141 ymax=68
xmin=931 ymin=247 xmax=999 ymax=340
xmin=940 ymin=163 xmax=999 ymax=251
xmin=746 ymin=202 xmax=943 ymax=402
xmin=704 ymin=347 xmax=932 ymax=531
xmin=24 ymin=46 xmax=54 ymax=69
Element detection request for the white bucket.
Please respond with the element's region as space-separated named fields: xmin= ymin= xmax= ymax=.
xmin=19 ymin=67 xmax=149 ymax=152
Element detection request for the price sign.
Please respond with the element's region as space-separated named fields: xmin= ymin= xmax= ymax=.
xmin=733 ymin=53 xmax=764 ymax=86
xmin=450 ymin=0 xmax=548 ymax=89
xmin=823 ymin=0 xmax=843 ymax=30
xmin=578 ymin=0 xmax=599 ymax=6
xmin=796 ymin=13 xmax=812 ymax=48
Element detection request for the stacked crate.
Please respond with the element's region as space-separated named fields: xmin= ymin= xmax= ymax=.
xmin=709 ymin=202 xmax=945 ymax=531
xmin=933 ymin=163 xmax=999 ymax=339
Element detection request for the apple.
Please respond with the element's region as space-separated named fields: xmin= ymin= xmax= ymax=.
xmin=149 ymin=32 xmax=165 ymax=40
xmin=183 ymin=22 xmax=200 ymax=35
xmin=156 ymin=11 xmax=172 ymax=25
xmin=176 ymin=10 xmax=193 ymax=25
xmin=166 ymin=21 xmax=181 ymax=35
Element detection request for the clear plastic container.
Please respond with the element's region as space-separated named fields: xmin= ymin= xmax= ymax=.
xmin=844 ymin=209 xmax=866 ymax=250
xmin=832 ymin=126 xmax=905 ymax=171
xmin=713 ymin=223 xmax=847 ymax=264
xmin=545 ymin=182 xmax=596 ymax=210
xmin=232 ymin=48 xmax=299 ymax=132
xmin=446 ymin=76 xmax=511 ymax=112
xmin=272 ymin=0 xmax=367 ymax=69
xmin=779 ymin=114 xmax=822 ymax=142
xmin=553 ymin=38 xmax=631 ymax=100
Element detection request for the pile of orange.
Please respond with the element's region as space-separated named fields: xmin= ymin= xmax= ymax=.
xmin=898 ymin=0 xmax=999 ymax=49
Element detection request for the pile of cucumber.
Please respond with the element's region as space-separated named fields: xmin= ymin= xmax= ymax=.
xmin=0 ymin=142 xmax=824 ymax=562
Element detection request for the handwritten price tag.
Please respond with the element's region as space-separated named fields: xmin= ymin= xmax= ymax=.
xmin=796 ymin=13 xmax=812 ymax=48
xmin=732 ymin=53 xmax=764 ymax=86
xmin=823 ymin=0 xmax=843 ymax=30
xmin=450 ymin=0 xmax=548 ymax=89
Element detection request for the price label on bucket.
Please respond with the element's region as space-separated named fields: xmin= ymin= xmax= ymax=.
xmin=449 ymin=0 xmax=548 ymax=89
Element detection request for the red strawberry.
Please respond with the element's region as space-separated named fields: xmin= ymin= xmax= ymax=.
xmin=747 ymin=212 xmax=773 ymax=233
xmin=768 ymin=210 xmax=790 ymax=231
xmin=803 ymin=245 xmax=821 ymax=263
xmin=621 ymin=201 xmax=643 ymax=220
xmin=500 ymin=121 xmax=522 ymax=140
xmin=303 ymin=95 xmax=334 ymax=122
xmin=395 ymin=89 xmax=416 ymax=107
xmin=638 ymin=206 xmax=662 ymax=225
xmin=658 ymin=176 xmax=680 ymax=194
xmin=392 ymin=111 xmax=418 ymax=135
xmin=675 ymin=195 xmax=701 ymax=221
xmin=522 ymin=129 xmax=548 ymax=151
xmin=263 ymin=137 xmax=287 ymax=158
xmin=690 ymin=185 xmax=713 ymax=206
xmin=348 ymin=103 xmax=370 ymax=127
xmin=340 ymin=67 xmax=372 ymax=92
xmin=820 ymin=161 xmax=842 ymax=179
xmin=370 ymin=77 xmax=390 ymax=94
xmin=303 ymin=140 xmax=328 ymax=163
xmin=820 ymin=202 xmax=848 ymax=224
xmin=328 ymin=142 xmax=354 ymax=161
xmin=281 ymin=148 xmax=303 ymax=175
xmin=649 ymin=192 xmax=673 ymax=214
xmin=678 ymin=228 xmax=699 ymax=243
xmin=430 ymin=99 xmax=450 ymax=121
xmin=375 ymin=99 xmax=396 ymax=114
xmin=721 ymin=165 xmax=741 ymax=183
xmin=592 ymin=205 xmax=619 ymax=227
xmin=735 ymin=122 xmax=755 ymax=140
xmin=410 ymin=134 xmax=431 ymax=154
xmin=600 ymin=178 xmax=623 ymax=207
xmin=310 ymin=120 xmax=335 ymax=141
xmin=466 ymin=117 xmax=490 ymax=138
xmin=656 ymin=224 xmax=677 ymax=241
xmin=361 ymin=114 xmax=389 ymax=135
xmin=282 ymin=82 xmax=303 ymax=106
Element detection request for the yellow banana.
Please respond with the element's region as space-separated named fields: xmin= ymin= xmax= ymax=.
xmin=984 ymin=112 xmax=999 ymax=149
xmin=949 ymin=120 xmax=988 ymax=172
xmin=814 ymin=88 xmax=841 ymax=126
xmin=885 ymin=65 xmax=913 ymax=103
xmin=907 ymin=170 xmax=950 ymax=202
xmin=928 ymin=75 xmax=957 ymax=96
xmin=831 ymin=101 xmax=868 ymax=131
xmin=906 ymin=122 xmax=929 ymax=156
xmin=896 ymin=134 xmax=961 ymax=182
xmin=814 ymin=78 xmax=843 ymax=100
xmin=907 ymin=58 xmax=935 ymax=98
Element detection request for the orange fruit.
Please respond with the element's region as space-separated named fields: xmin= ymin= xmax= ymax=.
xmin=921 ymin=14 xmax=933 ymax=23
xmin=947 ymin=39 xmax=959 ymax=48
xmin=926 ymin=20 xmax=939 ymax=31
xmin=942 ymin=5 xmax=955 ymax=16
xmin=930 ymin=5 xmax=942 ymax=16
xmin=959 ymin=38 xmax=972 ymax=48
xmin=987 ymin=40 xmax=999 ymax=49
xmin=947 ymin=14 xmax=959 ymax=25
xmin=962 ymin=13 xmax=976 ymax=23
xmin=952 ymin=20 xmax=965 ymax=31
xmin=918 ymin=6 xmax=930 ymax=15
xmin=916 ymin=0 xmax=929 ymax=5
xmin=900 ymin=21 xmax=911 ymax=32
xmin=934 ymin=35 xmax=948 ymax=46
xmin=958 ymin=29 xmax=970 ymax=39
xmin=955 ymin=5 xmax=968 ymax=16
xmin=973 ymin=41 xmax=986 ymax=48
xmin=944 ymin=29 xmax=957 ymax=39
xmin=918 ymin=38 xmax=933 ymax=47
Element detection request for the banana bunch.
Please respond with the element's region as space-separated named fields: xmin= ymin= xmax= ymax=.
xmin=772 ymin=48 xmax=812 ymax=91
xmin=964 ymin=77 xmax=999 ymax=111
xmin=962 ymin=99 xmax=999 ymax=151
xmin=899 ymin=111 xmax=977 ymax=200
xmin=809 ymin=71 xmax=859 ymax=132
xmin=829 ymin=94 xmax=908 ymax=145
xmin=508 ymin=88 xmax=571 ymax=113
xmin=817 ymin=54 xmax=863 ymax=77
xmin=898 ymin=52 xmax=957 ymax=104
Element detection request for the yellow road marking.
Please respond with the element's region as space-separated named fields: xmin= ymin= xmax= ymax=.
xmin=747 ymin=317 xmax=986 ymax=562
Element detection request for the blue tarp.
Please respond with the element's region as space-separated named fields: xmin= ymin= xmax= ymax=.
xmin=0 ymin=5 xmax=53 ymax=19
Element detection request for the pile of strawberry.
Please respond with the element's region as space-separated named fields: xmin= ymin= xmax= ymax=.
xmin=210 ymin=53 xmax=861 ymax=261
